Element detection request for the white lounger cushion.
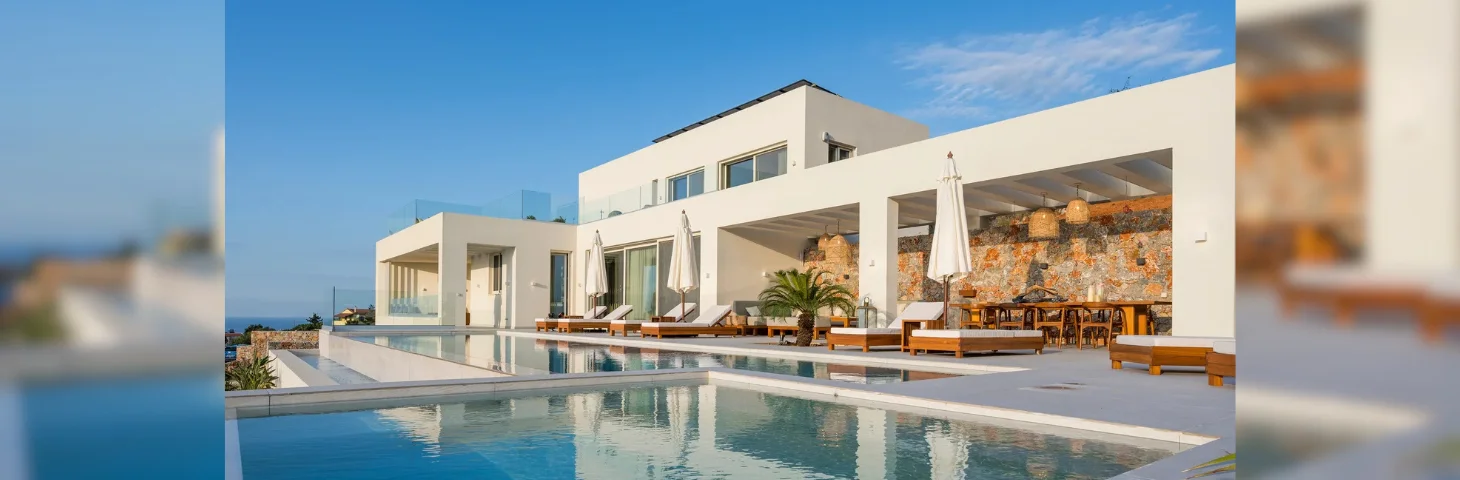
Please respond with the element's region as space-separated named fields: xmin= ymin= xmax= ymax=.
xmin=603 ymin=305 xmax=634 ymax=321
xmin=911 ymin=329 xmax=1043 ymax=338
xmin=1212 ymin=340 xmax=1236 ymax=355
xmin=645 ymin=305 xmax=732 ymax=328
xmin=609 ymin=319 xmax=642 ymax=325
xmin=560 ymin=317 xmax=608 ymax=323
xmin=835 ymin=302 xmax=945 ymax=335
xmin=830 ymin=327 xmax=899 ymax=335
xmin=765 ymin=317 xmax=831 ymax=327
xmin=585 ymin=305 xmax=608 ymax=319
xmin=1116 ymin=335 xmax=1233 ymax=348
xmin=660 ymin=303 xmax=698 ymax=321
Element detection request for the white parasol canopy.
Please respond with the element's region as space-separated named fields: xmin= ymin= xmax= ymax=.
xmin=927 ymin=152 xmax=974 ymax=323
xmin=585 ymin=230 xmax=608 ymax=309
xmin=665 ymin=210 xmax=699 ymax=317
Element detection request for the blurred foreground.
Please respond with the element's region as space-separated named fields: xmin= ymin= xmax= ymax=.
xmin=1237 ymin=0 xmax=1460 ymax=478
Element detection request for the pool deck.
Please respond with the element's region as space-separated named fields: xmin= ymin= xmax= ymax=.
xmin=502 ymin=329 xmax=1235 ymax=440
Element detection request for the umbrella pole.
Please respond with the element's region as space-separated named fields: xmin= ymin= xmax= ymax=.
xmin=680 ymin=291 xmax=686 ymax=322
xmin=943 ymin=275 xmax=951 ymax=330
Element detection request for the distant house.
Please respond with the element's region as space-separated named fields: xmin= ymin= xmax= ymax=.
xmin=333 ymin=306 xmax=375 ymax=325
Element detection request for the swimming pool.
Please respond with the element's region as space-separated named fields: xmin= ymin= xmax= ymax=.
xmin=292 ymin=350 xmax=376 ymax=385
xmin=336 ymin=333 xmax=959 ymax=384
xmin=235 ymin=383 xmax=1176 ymax=479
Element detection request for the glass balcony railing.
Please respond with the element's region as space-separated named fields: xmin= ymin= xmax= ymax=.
xmin=387 ymin=190 xmax=579 ymax=234
xmin=387 ymin=295 xmax=439 ymax=317
xmin=578 ymin=182 xmax=660 ymax=223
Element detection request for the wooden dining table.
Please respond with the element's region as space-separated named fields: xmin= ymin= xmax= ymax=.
xmin=964 ymin=299 xmax=1172 ymax=336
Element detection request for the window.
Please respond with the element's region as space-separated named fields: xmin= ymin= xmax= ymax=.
xmin=722 ymin=146 xmax=787 ymax=189
xmin=490 ymin=253 xmax=503 ymax=292
xmin=668 ymin=169 xmax=704 ymax=202
xmin=828 ymin=142 xmax=854 ymax=163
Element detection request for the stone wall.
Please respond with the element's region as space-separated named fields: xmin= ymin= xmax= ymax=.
xmin=234 ymin=330 xmax=319 ymax=362
xmin=803 ymin=195 xmax=1173 ymax=305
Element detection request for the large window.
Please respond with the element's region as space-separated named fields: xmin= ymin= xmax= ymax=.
xmin=549 ymin=253 xmax=568 ymax=317
xmin=668 ymin=169 xmax=704 ymax=202
xmin=722 ymin=146 xmax=787 ymax=189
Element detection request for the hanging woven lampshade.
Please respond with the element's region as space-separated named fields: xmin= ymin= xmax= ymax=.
xmin=825 ymin=220 xmax=852 ymax=264
xmin=1029 ymin=193 xmax=1059 ymax=240
xmin=1066 ymin=183 xmax=1091 ymax=225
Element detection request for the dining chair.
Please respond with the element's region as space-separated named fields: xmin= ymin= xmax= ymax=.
xmin=997 ymin=303 xmax=1028 ymax=330
xmin=1030 ymin=302 xmax=1067 ymax=347
xmin=1077 ymin=302 xmax=1117 ymax=349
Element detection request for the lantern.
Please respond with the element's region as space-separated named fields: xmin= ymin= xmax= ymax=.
xmin=1029 ymin=192 xmax=1059 ymax=240
xmin=1066 ymin=183 xmax=1090 ymax=225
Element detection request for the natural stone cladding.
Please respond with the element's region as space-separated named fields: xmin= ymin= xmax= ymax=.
xmin=234 ymin=331 xmax=319 ymax=362
xmin=803 ymin=195 xmax=1173 ymax=310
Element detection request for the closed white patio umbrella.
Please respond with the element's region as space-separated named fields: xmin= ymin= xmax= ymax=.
xmin=586 ymin=230 xmax=608 ymax=313
xmin=665 ymin=210 xmax=699 ymax=321
xmin=927 ymin=152 xmax=974 ymax=325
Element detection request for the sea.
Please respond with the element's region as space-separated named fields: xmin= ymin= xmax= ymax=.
xmin=225 ymin=316 xmax=311 ymax=333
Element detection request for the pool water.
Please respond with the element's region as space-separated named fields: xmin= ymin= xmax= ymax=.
xmin=292 ymin=350 xmax=376 ymax=385
xmin=236 ymin=383 xmax=1175 ymax=479
xmin=342 ymin=333 xmax=958 ymax=384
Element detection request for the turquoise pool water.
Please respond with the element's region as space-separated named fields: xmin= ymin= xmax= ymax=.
xmin=292 ymin=350 xmax=376 ymax=385
xmin=341 ymin=333 xmax=959 ymax=384
xmin=236 ymin=383 xmax=1175 ymax=479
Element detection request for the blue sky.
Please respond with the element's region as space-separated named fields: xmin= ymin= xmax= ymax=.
xmin=225 ymin=1 xmax=1234 ymax=317
xmin=0 ymin=1 xmax=220 ymax=248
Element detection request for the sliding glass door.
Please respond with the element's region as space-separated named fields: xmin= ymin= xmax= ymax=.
xmin=622 ymin=246 xmax=657 ymax=320
xmin=549 ymin=253 xmax=568 ymax=317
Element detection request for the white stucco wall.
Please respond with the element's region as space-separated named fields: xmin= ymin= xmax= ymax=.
xmin=576 ymin=65 xmax=1236 ymax=336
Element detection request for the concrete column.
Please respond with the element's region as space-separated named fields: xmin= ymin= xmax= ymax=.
xmin=1366 ymin=0 xmax=1460 ymax=270
xmin=856 ymin=407 xmax=897 ymax=478
xmin=858 ymin=198 xmax=900 ymax=325
xmin=439 ymin=241 xmax=468 ymax=326
xmin=374 ymin=261 xmax=389 ymax=320
xmin=700 ymin=228 xmax=719 ymax=308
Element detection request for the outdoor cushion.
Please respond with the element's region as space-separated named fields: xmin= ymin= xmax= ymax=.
xmin=746 ymin=306 xmax=762 ymax=316
xmin=603 ymin=305 xmax=634 ymax=320
xmin=911 ymin=329 xmax=1042 ymax=338
xmin=560 ymin=317 xmax=607 ymax=323
xmin=1115 ymin=335 xmax=1232 ymax=348
xmin=889 ymin=302 xmax=946 ymax=329
xmin=1428 ymin=274 xmax=1460 ymax=301
xmin=829 ymin=327 xmax=900 ymax=335
xmin=1285 ymin=265 xmax=1428 ymax=290
xmin=1212 ymin=340 xmax=1236 ymax=355
xmin=609 ymin=319 xmax=642 ymax=325
xmin=765 ymin=317 xmax=831 ymax=327
xmin=660 ymin=303 xmax=698 ymax=321
xmin=644 ymin=305 xmax=732 ymax=327
xmin=585 ymin=305 xmax=608 ymax=319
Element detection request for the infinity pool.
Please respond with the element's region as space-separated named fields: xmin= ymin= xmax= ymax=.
xmin=338 ymin=333 xmax=959 ymax=384
xmin=235 ymin=383 xmax=1176 ymax=479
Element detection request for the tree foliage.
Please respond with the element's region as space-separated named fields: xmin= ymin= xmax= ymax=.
xmin=757 ymin=268 xmax=855 ymax=346
xmin=225 ymin=356 xmax=278 ymax=391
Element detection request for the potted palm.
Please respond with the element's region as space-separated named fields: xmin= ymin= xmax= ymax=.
xmin=758 ymin=268 xmax=856 ymax=347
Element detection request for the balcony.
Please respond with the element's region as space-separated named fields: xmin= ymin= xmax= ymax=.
xmin=387 ymin=190 xmax=579 ymax=234
xmin=578 ymin=182 xmax=660 ymax=223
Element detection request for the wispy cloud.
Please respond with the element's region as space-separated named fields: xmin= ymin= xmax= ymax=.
xmin=901 ymin=13 xmax=1222 ymax=119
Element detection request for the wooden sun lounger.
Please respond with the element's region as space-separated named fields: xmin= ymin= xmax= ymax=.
xmin=1110 ymin=335 xmax=1231 ymax=375
xmin=1206 ymin=340 xmax=1235 ymax=387
xmin=639 ymin=324 xmax=739 ymax=338
xmin=906 ymin=330 xmax=1045 ymax=357
xmin=535 ymin=319 xmax=558 ymax=331
xmin=559 ymin=321 xmax=610 ymax=333
xmin=608 ymin=321 xmax=640 ymax=336
xmin=826 ymin=329 xmax=902 ymax=352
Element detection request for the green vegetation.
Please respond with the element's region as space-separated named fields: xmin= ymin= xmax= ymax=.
xmin=225 ymin=356 xmax=278 ymax=391
xmin=0 ymin=302 xmax=66 ymax=343
xmin=524 ymin=215 xmax=537 ymax=220
xmin=552 ymin=216 xmax=566 ymax=223
xmin=757 ymin=268 xmax=855 ymax=347
xmin=1185 ymin=452 xmax=1234 ymax=478
xmin=290 ymin=313 xmax=324 ymax=331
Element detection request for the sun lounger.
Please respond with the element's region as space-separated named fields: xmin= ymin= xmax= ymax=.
xmin=766 ymin=316 xmax=832 ymax=341
xmin=826 ymin=302 xmax=945 ymax=352
xmin=1206 ymin=340 xmax=1235 ymax=386
xmin=907 ymin=329 xmax=1045 ymax=357
xmin=640 ymin=305 xmax=736 ymax=338
xmin=1281 ymin=265 xmax=1426 ymax=326
xmin=1110 ymin=335 xmax=1233 ymax=375
xmin=562 ymin=305 xmax=632 ymax=333
xmin=608 ymin=303 xmax=694 ymax=336
xmin=536 ymin=306 xmax=607 ymax=331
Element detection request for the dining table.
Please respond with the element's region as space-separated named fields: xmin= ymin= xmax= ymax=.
xmin=968 ymin=299 xmax=1172 ymax=336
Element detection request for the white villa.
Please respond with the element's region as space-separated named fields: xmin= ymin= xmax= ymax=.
xmin=373 ymin=65 xmax=1235 ymax=338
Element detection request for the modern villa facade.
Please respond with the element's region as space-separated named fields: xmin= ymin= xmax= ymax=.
xmin=374 ymin=65 xmax=1235 ymax=337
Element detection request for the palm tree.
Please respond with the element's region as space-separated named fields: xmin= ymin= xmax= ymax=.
xmin=224 ymin=356 xmax=278 ymax=391
xmin=758 ymin=268 xmax=856 ymax=346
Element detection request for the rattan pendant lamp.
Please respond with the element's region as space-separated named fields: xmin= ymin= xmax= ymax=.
xmin=1029 ymin=192 xmax=1059 ymax=240
xmin=1066 ymin=183 xmax=1091 ymax=225
xmin=825 ymin=220 xmax=852 ymax=264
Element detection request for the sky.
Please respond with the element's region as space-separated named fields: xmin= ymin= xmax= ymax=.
xmin=0 ymin=1 xmax=220 ymax=249
xmin=225 ymin=1 xmax=1234 ymax=317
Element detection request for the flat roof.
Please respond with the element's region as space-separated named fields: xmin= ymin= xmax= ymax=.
xmin=652 ymin=79 xmax=837 ymax=143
